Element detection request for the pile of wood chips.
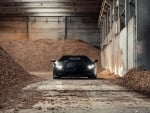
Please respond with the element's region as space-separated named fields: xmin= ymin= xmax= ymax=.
xmin=116 ymin=68 xmax=150 ymax=95
xmin=0 ymin=47 xmax=40 ymax=105
xmin=0 ymin=39 xmax=101 ymax=72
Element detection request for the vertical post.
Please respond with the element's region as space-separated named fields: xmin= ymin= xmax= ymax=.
xmin=135 ymin=0 xmax=138 ymax=68
xmin=110 ymin=5 xmax=112 ymax=31
xmin=64 ymin=16 xmax=67 ymax=39
xmin=112 ymin=0 xmax=115 ymax=22
xmin=125 ymin=0 xmax=129 ymax=71
xmin=105 ymin=19 xmax=107 ymax=39
xmin=27 ymin=17 xmax=31 ymax=41
xmin=106 ymin=10 xmax=109 ymax=40
xmin=118 ymin=0 xmax=120 ymax=32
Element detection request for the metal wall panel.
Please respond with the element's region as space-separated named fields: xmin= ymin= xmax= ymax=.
xmin=136 ymin=0 xmax=150 ymax=69
xmin=0 ymin=17 xmax=100 ymax=47
xmin=101 ymin=18 xmax=136 ymax=76
xmin=0 ymin=19 xmax=27 ymax=41
xmin=67 ymin=17 xmax=100 ymax=47
xmin=30 ymin=20 xmax=64 ymax=40
xmin=128 ymin=17 xmax=135 ymax=69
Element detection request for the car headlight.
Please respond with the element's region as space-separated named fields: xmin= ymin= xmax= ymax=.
xmin=88 ymin=64 xmax=95 ymax=70
xmin=55 ymin=61 xmax=63 ymax=70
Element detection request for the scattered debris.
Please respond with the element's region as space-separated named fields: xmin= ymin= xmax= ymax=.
xmin=0 ymin=39 xmax=101 ymax=72
xmin=35 ymin=106 xmax=42 ymax=110
xmin=14 ymin=108 xmax=19 ymax=112
xmin=47 ymin=107 xmax=55 ymax=110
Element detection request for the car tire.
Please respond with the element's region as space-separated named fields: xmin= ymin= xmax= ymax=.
xmin=88 ymin=75 xmax=96 ymax=79
xmin=53 ymin=71 xmax=61 ymax=79
xmin=53 ymin=74 xmax=61 ymax=79
xmin=54 ymin=76 xmax=61 ymax=79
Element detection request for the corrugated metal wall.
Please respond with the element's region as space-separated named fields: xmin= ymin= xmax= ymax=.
xmin=29 ymin=17 xmax=64 ymax=40
xmin=136 ymin=0 xmax=150 ymax=69
xmin=67 ymin=17 xmax=100 ymax=47
xmin=0 ymin=17 xmax=100 ymax=47
xmin=0 ymin=19 xmax=27 ymax=40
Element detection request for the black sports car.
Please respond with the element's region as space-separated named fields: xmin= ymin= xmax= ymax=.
xmin=51 ymin=55 xmax=98 ymax=79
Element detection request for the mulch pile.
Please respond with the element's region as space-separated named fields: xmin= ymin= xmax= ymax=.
xmin=116 ymin=68 xmax=150 ymax=95
xmin=0 ymin=47 xmax=40 ymax=105
xmin=0 ymin=39 xmax=101 ymax=72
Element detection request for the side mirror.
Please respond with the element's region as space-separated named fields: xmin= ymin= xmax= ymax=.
xmin=94 ymin=59 xmax=98 ymax=63
xmin=51 ymin=59 xmax=56 ymax=63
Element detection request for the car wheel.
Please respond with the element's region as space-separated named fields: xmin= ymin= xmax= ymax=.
xmin=53 ymin=72 xmax=61 ymax=79
xmin=53 ymin=74 xmax=61 ymax=79
xmin=88 ymin=75 xmax=96 ymax=79
xmin=54 ymin=76 xmax=61 ymax=79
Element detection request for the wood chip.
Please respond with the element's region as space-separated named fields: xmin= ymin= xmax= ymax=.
xmin=0 ymin=39 xmax=101 ymax=72
xmin=116 ymin=68 xmax=150 ymax=95
xmin=0 ymin=47 xmax=40 ymax=105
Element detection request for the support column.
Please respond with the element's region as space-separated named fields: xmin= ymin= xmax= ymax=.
xmin=64 ymin=16 xmax=68 ymax=39
xmin=27 ymin=17 xmax=31 ymax=41
xmin=125 ymin=0 xmax=129 ymax=71
xmin=135 ymin=0 xmax=138 ymax=68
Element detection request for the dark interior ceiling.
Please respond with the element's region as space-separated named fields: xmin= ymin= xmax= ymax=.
xmin=0 ymin=0 xmax=102 ymax=17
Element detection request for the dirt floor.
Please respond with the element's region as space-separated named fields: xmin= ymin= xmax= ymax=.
xmin=1 ymin=72 xmax=150 ymax=113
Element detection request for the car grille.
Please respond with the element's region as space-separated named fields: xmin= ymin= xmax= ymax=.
xmin=65 ymin=62 xmax=83 ymax=71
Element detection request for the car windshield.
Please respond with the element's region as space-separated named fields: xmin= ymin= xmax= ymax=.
xmin=59 ymin=56 xmax=92 ymax=62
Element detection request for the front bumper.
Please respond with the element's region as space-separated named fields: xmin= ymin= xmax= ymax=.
xmin=53 ymin=67 xmax=95 ymax=77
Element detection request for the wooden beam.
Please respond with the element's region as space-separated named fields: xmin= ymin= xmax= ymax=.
xmin=0 ymin=12 xmax=99 ymax=17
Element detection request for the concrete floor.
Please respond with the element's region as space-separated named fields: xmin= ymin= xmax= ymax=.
xmin=2 ymin=78 xmax=150 ymax=113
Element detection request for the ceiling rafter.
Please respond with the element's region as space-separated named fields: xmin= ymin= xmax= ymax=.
xmin=0 ymin=0 xmax=102 ymax=17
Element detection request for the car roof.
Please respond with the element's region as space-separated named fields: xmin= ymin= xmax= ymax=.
xmin=62 ymin=55 xmax=87 ymax=57
xmin=59 ymin=55 xmax=91 ymax=61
